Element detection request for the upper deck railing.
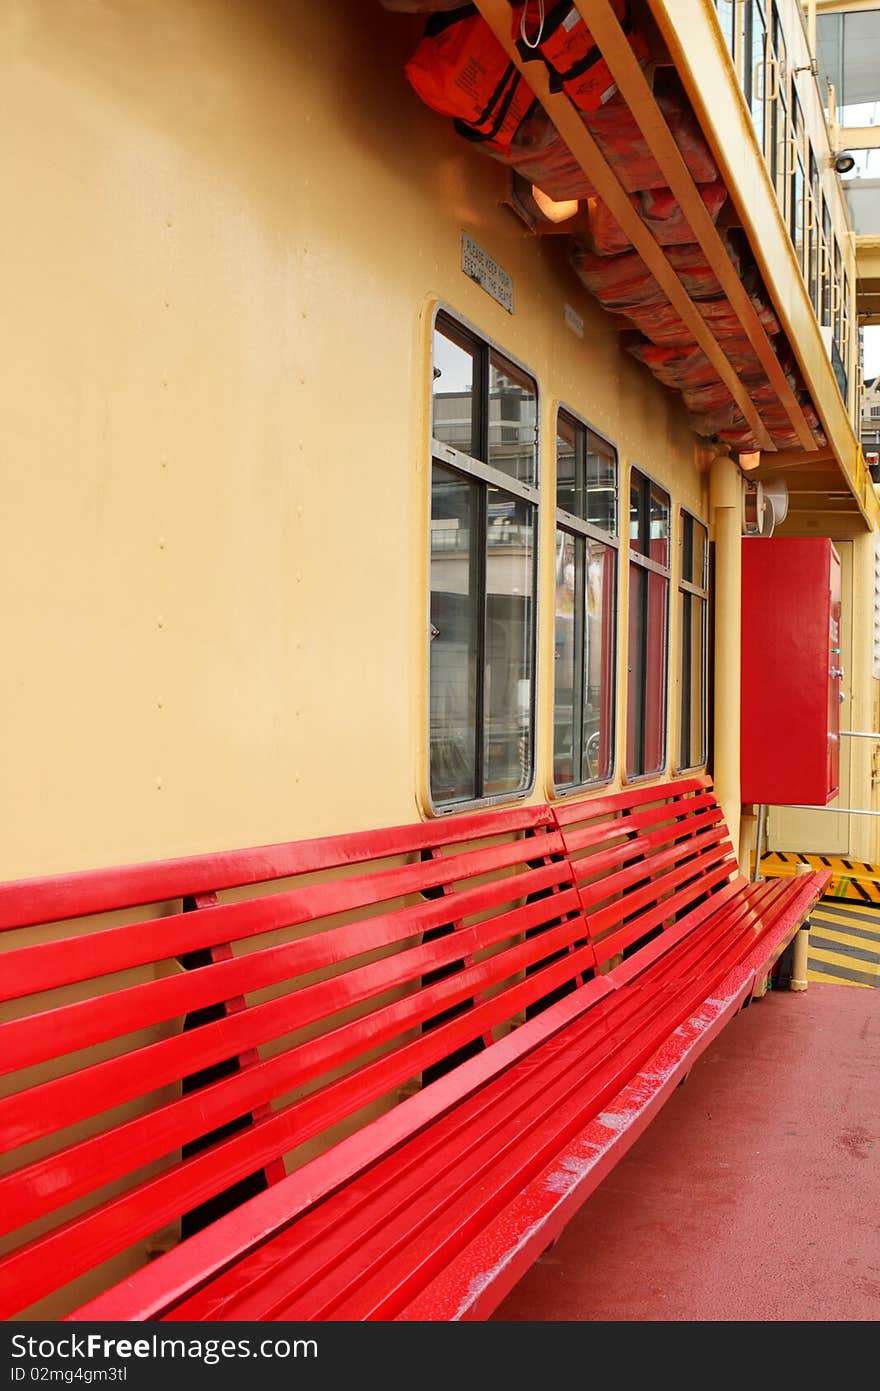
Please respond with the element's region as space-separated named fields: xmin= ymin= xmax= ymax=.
xmin=713 ymin=0 xmax=859 ymax=422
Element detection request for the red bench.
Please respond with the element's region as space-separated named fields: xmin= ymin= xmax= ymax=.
xmin=0 ymin=776 xmax=827 ymax=1321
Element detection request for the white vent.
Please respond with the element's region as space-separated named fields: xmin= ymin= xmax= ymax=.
xmin=743 ymin=477 xmax=789 ymax=538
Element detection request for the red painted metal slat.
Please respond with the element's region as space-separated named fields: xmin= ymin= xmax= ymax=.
xmin=579 ymin=823 xmax=732 ymax=922
xmin=330 ymin=882 xmax=822 ymax=1321
xmin=418 ymin=872 xmax=823 ymax=1325
xmin=159 ymin=879 xmax=782 ymax=1320
xmin=2 ymin=885 xmax=581 ymax=1152
xmin=565 ymin=807 xmax=726 ymax=892
xmin=0 ymin=805 xmax=556 ymax=932
xmin=0 ymin=937 xmax=603 ymax=1318
xmin=70 ymin=868 xmax=820 ymax=1324
xmin=0 ymin=776 xmax=828 ymax=1322
xmin=68 ymin=969 xmax=621 ymax=1322
xmin=0 ymin=907 xmax=591 ymax=1235
xmin=0 ymin=829 xmax=566 ymax=1002
xmin=227 ymin=874 xmax=818 ymax=1319
xmin=588 ymin=849 xmax=737 ymax=963
xmin=0 ymin=857 xmax=573 ymax=1077
xmin=551 ymin=776 xmax=710 ymax=827
xmin=559 ymin=790 xmax=719 ymax=856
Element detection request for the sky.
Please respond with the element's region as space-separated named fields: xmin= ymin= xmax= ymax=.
xmin=865 ymin=326 xmax=880 ymax=382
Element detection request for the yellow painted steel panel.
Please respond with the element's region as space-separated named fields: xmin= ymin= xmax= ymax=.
xmin=0 ymin=0 xmax=709 ymax=878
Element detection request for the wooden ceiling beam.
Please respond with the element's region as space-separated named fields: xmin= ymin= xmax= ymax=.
xmin=577 ymin=0 xmax=816 ymax=452
xmin=471 ymin=0 xmax=776 ymax=453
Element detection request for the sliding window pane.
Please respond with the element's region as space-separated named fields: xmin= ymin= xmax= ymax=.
xmin=586 ymin=435 xmax=617 ymax=534
xmin=649 ymin=483 xmax=670 ymax=567
xmin=483 ymin=487 xmax=535 ymax=795
xmin=553 ymin=530 xmax=582 ymax=787
xmin=429 ymin=464 xmax=480 ymax=804
xmin=432 ymin=326 xmax=476 ymax=456
xmin=556 ymin=414 xmax=580 ymax=518
xmin=644 ymin=568 xmax=669 ymax=774
xmin=748 ymin=2 xmax=768 ymax=152
xmin=583 ymin=538 xmax=616 ymax=781
xmin=488 ymin=353 xmax=537 ymax=485
xmin=716 ymin=0 xmax=736 ymax=58
xmin=680 ymin=593 xmax=708 ymax=770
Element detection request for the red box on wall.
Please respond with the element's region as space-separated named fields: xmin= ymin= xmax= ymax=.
xmin=741 ymin=537 xmax=841 ymax=806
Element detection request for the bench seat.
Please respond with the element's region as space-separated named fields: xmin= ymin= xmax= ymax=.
xmin=0 ymin=777 xmax=828 ymax=1321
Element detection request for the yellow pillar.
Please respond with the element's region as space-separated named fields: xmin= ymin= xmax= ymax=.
xmin=789 ymin=862 xmax=813 ymax=991
xmin=710 ymin=452 xmax=742 ymax=855
xmin=738 ymin=803 xmax=756 ymax=879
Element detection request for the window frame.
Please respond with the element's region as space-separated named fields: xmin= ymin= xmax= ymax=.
xmin=675 ymin=508 xmax=710 ymax=775
xmin=427 ymin=305 xmax=540 ymax=815
xmin=551 ymin=405 xmax=620 ymax=797
xmin=626 ymin=465 xmax=671 ymax=783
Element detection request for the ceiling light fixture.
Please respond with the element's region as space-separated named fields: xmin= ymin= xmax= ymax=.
xmin=531 ymin=185 xmax=580 ymax=223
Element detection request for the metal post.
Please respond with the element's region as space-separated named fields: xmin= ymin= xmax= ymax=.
xmin=752 ymin=803 xmax=767 ymax=882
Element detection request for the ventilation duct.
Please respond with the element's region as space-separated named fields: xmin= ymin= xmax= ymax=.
xmin=743 ymin=477 xmax=789 ymax=537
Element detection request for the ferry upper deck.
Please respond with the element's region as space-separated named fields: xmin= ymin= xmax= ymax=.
xmin=0 ymin=0 xmax=878 ymax=1329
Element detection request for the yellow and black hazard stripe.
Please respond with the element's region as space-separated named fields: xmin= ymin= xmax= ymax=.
xmin=806 ymin=900 xmax=880 ymax=988
xmin=758 ymin=851 xmax=880 ymax=905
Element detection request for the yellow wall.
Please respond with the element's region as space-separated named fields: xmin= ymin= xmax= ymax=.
xmin=0 ymin=0 xmax=708 ymax=879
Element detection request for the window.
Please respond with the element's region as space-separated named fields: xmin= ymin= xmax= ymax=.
xmin=429 ymin=312 xmax=538 ymax=808
xmin=769 ymin=5 xmax=788 ymax=214
xmin=553 ymin=411 xmax=618 ymax=791
xmin=678 ymin=512 xmax=709 ymax=772
xmin=821 ymin=196 xmax=832 ymax=327
xmin=627 ymin=469 xmax=670 ymax=779
xmin=746 ymin=0 xmax=769 ymax=154
xmin=790 ymin=94 xmax=806 ymax=274
xmin=715 ymin=0 xmax=737 ymax=63
xmin=808 ymin=148 xmax=820 ymax=314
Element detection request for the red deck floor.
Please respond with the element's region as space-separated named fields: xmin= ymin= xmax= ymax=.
xmin=493 ymin=982 xmax=880 ymax=1322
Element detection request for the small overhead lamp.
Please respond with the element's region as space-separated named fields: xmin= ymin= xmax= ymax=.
xmin=739 ymin=450 xmax=761 ymax=471
xmin=531 ymin=184 xmax=580 ymax=224
xmin=833 ymin=152 xmax=856 ymax=175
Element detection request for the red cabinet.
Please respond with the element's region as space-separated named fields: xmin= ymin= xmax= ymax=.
xmin=740 ymin=537 xmax=841 ymax=806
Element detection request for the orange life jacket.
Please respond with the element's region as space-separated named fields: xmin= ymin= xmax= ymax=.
xmin=514 ymin=1 xmax=649 ymax=112
xmin=405 ymin=5 xmax=535 ymax=157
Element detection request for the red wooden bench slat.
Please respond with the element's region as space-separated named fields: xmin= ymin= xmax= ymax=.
xmin=576 ymin=821 xmax=731 ymax=915
xmin=310 ymin=875 xmax=824 ymax=1321
xmin=0 ymin=854 xmax=573 ymax=1077
xmin=3 ymin=884 xmax=586 ymax=1157
xmin=0 ymin=933 xmax=603 ymax=1318
xmin=582 ymin=833 xmax=734 ymax=932
xmin=0 ymin=777 xmax=828 ymax=1322
xmin=0 ymin=828 xmax=567 ymax=1004
xmin=120 ymin=876 xmax=789 ymax=1321
xmin=0 ymin=906 xmax=594 ymax=1237
xmin=551 ymin=775 xmax=711 ymax=827
xmin=0 ymin=805 xmax=556 ymax=932
xmin=560 ymin=802 xmax=724 ymax=881
xmin=1 ymin=886 xmax=582 ymax=1153
xmin=166 ymin=883 xmax=771 ymax=1320
xmin=263 ymin=897 xmax=785 ymax=1322
xmin=558 ymin=790 xmax=719 ymax=856
xmin=66 ymin=862 xmax=826 ymax=1325
xmin=66 ymin=969 xmax=622 ymax=1323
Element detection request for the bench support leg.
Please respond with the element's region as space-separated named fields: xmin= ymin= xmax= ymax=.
xmin=789 ymin=924 xmax=810 ymax=991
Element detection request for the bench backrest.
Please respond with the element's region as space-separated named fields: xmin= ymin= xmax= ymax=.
xmin=0 ymin=804 xmax=592 ymax=1318
xmin=553 ymin=774 xmax=739 ymax=969
xmin=0 ymin=776 xmax=738 ymax=1318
